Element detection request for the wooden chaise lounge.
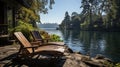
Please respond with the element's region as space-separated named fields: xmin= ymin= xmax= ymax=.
xmin=31 ymin=30 xmax=65 ymax=46
xmin=14 ymin=32 xmax=65 ymax=58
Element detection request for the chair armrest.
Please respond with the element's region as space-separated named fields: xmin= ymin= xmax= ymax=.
xmin=31 ymin=41 xmax=42 ymax=45
xmin=23 ymin=45 xmax=39 ymax=48
xmin=23 ymin=45 xmax=40 ymax=53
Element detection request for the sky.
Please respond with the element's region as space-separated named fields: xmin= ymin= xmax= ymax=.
xmin=40 ymin=0 xmax=82 ymax=24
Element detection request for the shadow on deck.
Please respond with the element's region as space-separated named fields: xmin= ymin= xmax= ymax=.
xmin=0 ymin=53 xmax=66 ymax=67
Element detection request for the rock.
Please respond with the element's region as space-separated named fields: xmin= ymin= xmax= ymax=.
xmin=74 ymin=51 xmax=81 ymax=54
xmin=91 ymin=58 xmax=107 ymax=64
xmin=84 ymin=61 xmax=105 ymax=67
xmin=63 ymin=58 xmax=94 ymax=67
xmin=95 ymin=54 xmax=105 ymax=59
xmin=79 ymin=61 xmax=90 ymax=67
xmin=65 ymin=47 xmax=73 ymax=53
xmin=81 ymin=56 xmax=90 ymax=61
xmin=104 ymin=58 xmax=112 ymax=62
xmin=64 ymin=52 xmax=71 ymax=56
xmin=63 ymin=59 xmax=80 ymax=67
xmin=73 ymin=54 xmax=83 ymax=60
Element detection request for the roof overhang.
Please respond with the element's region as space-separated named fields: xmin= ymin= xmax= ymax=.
xmin=16 ymin=0 xmax=33 ymax=8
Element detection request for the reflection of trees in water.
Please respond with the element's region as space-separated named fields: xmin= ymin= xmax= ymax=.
xmin=104 ymin=32 xmax=120 ymax=62
xmin=71 ymin=30 xmax=80 ymax=39
xmin=60 ymin=30 xmax=81 ymax=41
xmin=79 ymin=31 xmax=120 ymax=61
xmin=60 ymin=29 xmax=120 ymax=62
xmin=79 ymin=31 xmax=92 ymax=54
xmin=60 ymin=29 xmax=70 ymax=41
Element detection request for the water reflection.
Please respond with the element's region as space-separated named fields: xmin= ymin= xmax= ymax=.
xmin=42 ymin=28 xmax=120 ymax=62
xmin=61 ymin=30 xmax=120 ymax=62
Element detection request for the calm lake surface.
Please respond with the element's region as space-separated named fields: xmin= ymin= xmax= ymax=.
xmin=41 ymin=28 xmax=120 ymax=62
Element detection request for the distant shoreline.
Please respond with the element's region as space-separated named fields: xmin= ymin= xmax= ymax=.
xmin=40 ymin=28 xmax=57 ymax=30
xmin=37 ymin=23 xmax=59 ymax=28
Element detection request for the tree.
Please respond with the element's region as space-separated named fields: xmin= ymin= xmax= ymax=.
xmin=80 ymin=0 xmax=94 ymax=30
xmin=105 ymin=0 xmax=120 ymax=29
xmin=80 ymin=0 xmax=120 ymax=31
xmin=60 ymin=11 xmax=70 ymax=29
xmin=71 ymin=12 xmax=81 ymax=29
xmin=16 ymin=0 xmax=55 ymax=28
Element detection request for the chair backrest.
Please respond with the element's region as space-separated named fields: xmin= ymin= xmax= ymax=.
xmin=31 ymin=31 xmax=43 ymax=41
xmin=14 ymin=32 xmax=32 ymax=53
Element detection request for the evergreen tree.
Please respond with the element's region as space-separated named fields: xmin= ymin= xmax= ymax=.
xmin=60 ymin=11 xmax=70 ymax=29
xmin=80 ymin=0 xmax=120 ymax=31
xmin=71 ymin=12 xmax=81 ymax=29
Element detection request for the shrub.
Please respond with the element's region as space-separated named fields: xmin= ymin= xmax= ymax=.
xmin=50 ymin=34 xmax=63 ymax=42
xmin=115 ymin=63 xmax=120 ymax=67
xmin=14 ymin=20 xmax=35 ymax=41
xmin=39 ymin=30 xmax=63 ymax=42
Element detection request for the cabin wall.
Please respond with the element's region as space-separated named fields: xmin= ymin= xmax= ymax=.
xmin=0 ymin=1 xmax=8 ymax=35
xmin=0 ymin=0 xmax=31 ymax=35
xmin=0 ymin=0 xmax=19 ymax=35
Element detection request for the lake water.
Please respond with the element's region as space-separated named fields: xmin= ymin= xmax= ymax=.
xmin=40 ymin=28 xmax=120 ymax=62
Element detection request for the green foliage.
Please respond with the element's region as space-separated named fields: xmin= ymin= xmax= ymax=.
xmin=76 ymin=0 xmax=120 ymax=31
xmin=115 ymin=63 xmax=120 ymax=67
xmin=14 ymin=20 xmax=35 ymax=41
xmin=31 ymin=0 xmax=55 ymax=14
xmin=60 ymin=11 xmax=70 ymax=29
xmin=103 ymin=61 xmax=114 ymax=67
xmin=39 ymin=30 xmax=63 ymax=42
xmin=50 ymin=34 xmax=63 ymax=42
xmin=101 ymin=60 xmax=120 ymax=67
xmin=18 ymin=7 xmax=39 ymax=23
xmin=80 ymin=20 xmax=89 ymax=30
xmin=39 ymin=30 xmax=50 ymax=39
xmin=16 ymin=0 xmax=55 ymax=28
xmin=103 ymin=62 xmax=120 ymax=67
